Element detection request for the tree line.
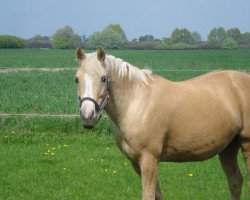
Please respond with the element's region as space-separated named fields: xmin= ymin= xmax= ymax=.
xmin=0 ymin=24 xmax=250 ymax=50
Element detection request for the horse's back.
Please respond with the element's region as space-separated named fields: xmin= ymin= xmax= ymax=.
xmin=191 ymin=70 xmax=250 ymax=121
xmin=183 ymin=70 xmax=250 ymax=113
xmin=187 ymin=70 xmax=250 ymax=137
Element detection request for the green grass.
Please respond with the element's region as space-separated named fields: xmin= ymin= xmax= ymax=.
xmin=1 ymin=48 xmax=250 ymax=70
xmin=0 ymin=71 xmax=78 ymax=114
xmin=109 ymin=49 xmax=250 ymax=70
xmin=1 ymin=49 xmax=250 ymax=199
xmin=0 ymin=49 xmax=79 ymax=68
xmin=0 ymin=70 xmax=208 ymax=114
xmin=0 ymin=128 xmax=249 ymax=200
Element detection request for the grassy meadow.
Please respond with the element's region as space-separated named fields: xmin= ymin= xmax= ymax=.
xmin=1 ymin=49 xmax=250 ymax=199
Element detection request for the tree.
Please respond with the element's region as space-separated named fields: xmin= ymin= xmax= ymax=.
xmin=226 ymin=28 xmax=241 ymax=43
xmin=192 ymin=31 xmax=202 ymax=43
xmin=222 ymin=38 xmax=238 ymax=49
xmin=32 ymin=34 xmax=50 ymax=41
xmin=85 ymin=29 xmax=126 ymax=49
xmin=85 ymin=24 xmax=127 ymax=49
xmin=162 ymin=37 xmax=172 ymax=45
xmin=104 ymin=24 xmax=127 ymax=41
xmin=241 ymin=32 xmax=250 ymax=47
xmin=171 ymin=28 xmax=194 ymax=44
xmin=139 ymin=35 xmax=154 ymax=42
xmin=208 ymin=27 xmax=226 ymax=46
xmin=52 ymin=25 xmax=82 ymax=49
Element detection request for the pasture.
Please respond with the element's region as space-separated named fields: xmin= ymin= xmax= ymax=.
xmin=1 ymin=49 xmax=250 ymax=199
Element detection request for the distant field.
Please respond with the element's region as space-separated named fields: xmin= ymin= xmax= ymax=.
xmin=1 ymin=48 xmax=250 ymax=70
xmin=0 ymin=49 xmax=78 ymax=68
xmin=1 ymin=49 xmax=250 ymax=199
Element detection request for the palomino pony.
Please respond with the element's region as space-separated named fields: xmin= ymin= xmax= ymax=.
xmin=75 ymin=47 xmax=250 ymax=200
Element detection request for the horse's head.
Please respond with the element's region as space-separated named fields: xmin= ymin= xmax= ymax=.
xmin=75 ymin=47 xmax=110 ymax=129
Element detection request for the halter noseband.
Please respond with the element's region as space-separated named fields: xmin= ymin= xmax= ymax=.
xmin=79 ymin=76 xmax=110 ymax=128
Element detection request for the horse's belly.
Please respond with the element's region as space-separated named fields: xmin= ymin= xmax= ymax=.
xmin=160 ymin=128 xmax=237 ymax=162
xmin=160 ymin=142 xmax=225 ymax=162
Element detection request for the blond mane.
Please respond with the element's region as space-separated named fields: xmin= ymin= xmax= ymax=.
xmin=105 ymin=55 xmax=153 ymax=85
xmin=80 ymin=53 xmax=154 ymax=85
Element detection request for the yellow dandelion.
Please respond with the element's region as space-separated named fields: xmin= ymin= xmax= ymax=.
xmin=106 ymin=147 xmax=110 ymax=150
xmin=188 ymin=173 xmax=193 ymax=177
xmin=112 ymin=170 xmax=117 ymax=174
xmin=64 ymin=144 xmax=68 ymax=147
xmin=47 ymin=150 xmax=51 ymax=153
xmin=44 ymin=153 xmax=48 ymax=155
xmin=52 ymin=148 xmax=56 ymax=150
xmin=51 ymin=153 xmax=55 ymax=155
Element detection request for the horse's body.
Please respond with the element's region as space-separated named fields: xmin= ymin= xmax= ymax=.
xmin=75 ymin=47 xmax=250 ymax=200
xmin=114 ymin=70 xmax=247 ymax=162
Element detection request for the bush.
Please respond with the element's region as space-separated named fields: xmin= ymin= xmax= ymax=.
xmin=26 ymin=40 xmax=52 ymax=48
xmin=156 ymin=42 xmax=199 ymax=50
xmin=222 ymin=38 xmax=238 ymax=50
xmin=124 ymin=41 xmax=158 ymax=50
xmin=0 ymin=35 xmax=26 ymax=48
xmin=199 ymin=41 xmax=221 ymax=49
xmin=26 ymin=35 xmax=52 ymax=48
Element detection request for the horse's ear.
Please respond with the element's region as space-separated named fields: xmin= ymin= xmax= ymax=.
xmin=97 ymin=47 xmax=106 ymax=63
xmin=76 ymin=46 xmax=85 ymax=62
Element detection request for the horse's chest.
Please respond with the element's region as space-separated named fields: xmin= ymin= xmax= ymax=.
xmin=115 ymin=132 xmax=140 ymax=161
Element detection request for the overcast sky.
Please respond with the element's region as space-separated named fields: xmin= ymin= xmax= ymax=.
xmin=0 ymin=0 xmax=249 ymax=40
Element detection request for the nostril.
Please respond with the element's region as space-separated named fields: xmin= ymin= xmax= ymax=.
xmin=80 ymin=110 xmax=85 ymax=120
xmin=90 ymin=110 xmax=94 ymax=118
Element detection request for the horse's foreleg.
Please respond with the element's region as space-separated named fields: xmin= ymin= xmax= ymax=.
xmin=219 ymin=137 xmax=242 ymax=200
xmin=138 ymin=153 xmax=159 ymax=200
xmin=131 ymin=160 xmax=162 ymax=200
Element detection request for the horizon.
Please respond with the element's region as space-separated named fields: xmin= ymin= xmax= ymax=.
xmin=1 ymin=25 xmax=249 ymax=42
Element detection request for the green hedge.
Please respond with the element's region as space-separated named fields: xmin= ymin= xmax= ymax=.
xmin=0 ymin=35 xmax=26 ymax=48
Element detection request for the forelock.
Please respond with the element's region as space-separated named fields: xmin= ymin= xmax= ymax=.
xmin=79 ymin=53 xmax=106 ymax=76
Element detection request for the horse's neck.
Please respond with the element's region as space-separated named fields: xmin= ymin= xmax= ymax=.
xmin=105 ymin=75 xmax=142 ymax=127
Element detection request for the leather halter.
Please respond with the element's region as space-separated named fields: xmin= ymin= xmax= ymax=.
xmin=79 ymin=76 xmax=110 ymax=128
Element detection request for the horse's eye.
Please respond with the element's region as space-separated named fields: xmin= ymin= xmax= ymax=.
xmin=101 ymin=76 xmax=107 ymax=83
xmin=75 ymin=77 xmax=79 ymax=83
